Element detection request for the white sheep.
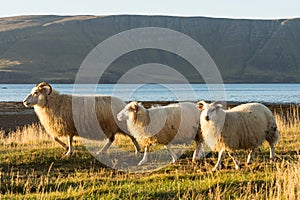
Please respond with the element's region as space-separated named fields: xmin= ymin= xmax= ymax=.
xmin=197 ymin=101 xmax=279 ymax=171
xmin=117 ymin=101 xmax=204 ymax=165
xmin=23 ymin=82 xmax=141 ymax=156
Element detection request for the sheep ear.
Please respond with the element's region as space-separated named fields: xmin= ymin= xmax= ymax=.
xmin=197 ymin=101 xmax=206 ymax=110
xmin=131 ymin=102 xmax=139 ymax=113
xmin=215 ymin=104 xmax=223 ymax=110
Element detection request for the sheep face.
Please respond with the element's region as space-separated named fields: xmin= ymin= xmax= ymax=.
xmin=198 ymin=101 xmax=223 ymax=122
xmin=117 ymin=101 xmax=140 ymax=121
xmin=23 ymin=82 xmax=52 ymax=107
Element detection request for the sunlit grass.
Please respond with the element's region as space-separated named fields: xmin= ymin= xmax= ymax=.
xmin=0 ymin=123 xmax=51 ymax=146
xmin=0 ymin=105 xmax=299 ymax=199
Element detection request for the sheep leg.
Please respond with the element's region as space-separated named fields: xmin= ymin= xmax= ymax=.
xmin=164 ymin=144 xmax=177 ymax=163
xmin=269 ymin=144 xmax=275 ymax=163
xmin=127 ymin=134 xmax=141 ymax=154
xmin=53 ymin=136 xmax=68 ymax=151
xmin=192 ymin=141 xmax=204 ymax=162
xmin=247 ymin=149 xmax=256 ymax=164
xmin=212 ymin=149 xmax=225 ymax=171
xmin=267 ymin=130 xmax=279 ymax=163
xmin=228 ymin=152 xmax=240 ymax=170
xmin=65 ymin=135 xmax=73 ymax=156
xmin=138 ymin=146 xmax=149 ymax=166
xmin=96 ymin=137 xmax=114 ymax=155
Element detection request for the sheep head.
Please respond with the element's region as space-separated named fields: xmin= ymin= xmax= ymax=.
xmin=198 ymin=101 xmax=223 ymax=121
xmin=117 ymin=101 xmax=141 ymax=121
xmin=23 ymin=82 xmax=53 ymax=107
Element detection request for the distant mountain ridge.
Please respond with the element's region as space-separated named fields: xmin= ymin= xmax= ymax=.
xmin=0 ymin=15 xmax=299 ymax=83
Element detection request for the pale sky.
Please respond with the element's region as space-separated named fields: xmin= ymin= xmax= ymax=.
xmin=1 ymin=0 xmax=300 ymax=19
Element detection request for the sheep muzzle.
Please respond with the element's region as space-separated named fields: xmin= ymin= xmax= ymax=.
xmin=23 ymin=100 xmax=29 ymax=107
xmin=23 ymin=95 xmax=32 ymax=107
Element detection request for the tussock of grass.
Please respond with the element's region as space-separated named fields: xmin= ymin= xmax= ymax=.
xmin=0 ymin=105 xmax=299 ymax=199
xmin=1 ymin=123 xmax=50 ymax=146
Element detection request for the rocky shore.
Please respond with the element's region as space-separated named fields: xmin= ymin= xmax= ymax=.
xmin=0 ymin=101 xmax=298 ymax=133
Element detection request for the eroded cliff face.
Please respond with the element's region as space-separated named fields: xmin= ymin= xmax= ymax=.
xmin=0 ymin=15 xmax=299 ymax=83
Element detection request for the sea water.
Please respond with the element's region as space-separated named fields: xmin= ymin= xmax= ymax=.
xmin=0 ymin=83 xmax=299 ymax=104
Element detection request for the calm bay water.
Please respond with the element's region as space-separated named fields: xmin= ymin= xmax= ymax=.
xmin=0 ymin=84 xmax=299 ymax=104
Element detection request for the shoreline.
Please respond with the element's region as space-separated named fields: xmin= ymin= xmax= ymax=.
xmin=0 ymin=101 xmax=298 ymax=133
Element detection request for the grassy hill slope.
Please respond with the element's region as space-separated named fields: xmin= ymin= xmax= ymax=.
xmin=0 ymin=15 xmax=300 ymax=83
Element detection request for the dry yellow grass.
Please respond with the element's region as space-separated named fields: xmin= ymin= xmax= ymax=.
xmin=0 ymin=105 xmax=299 ymax=199
xmin=1 ymin=124 xmax=49 ymax=145
xmin=270 ymin=105 xmax=300 ymax=199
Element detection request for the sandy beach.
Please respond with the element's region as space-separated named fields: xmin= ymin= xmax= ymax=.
xmin=0 ymin=101 xmax=297 ymax=133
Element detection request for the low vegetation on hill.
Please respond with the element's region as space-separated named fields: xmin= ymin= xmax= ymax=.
xmin=0 ymin=15 xmax=300 ymax=83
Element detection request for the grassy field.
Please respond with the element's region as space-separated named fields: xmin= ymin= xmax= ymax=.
xmin=0 ymin=106 xmax=299 ymax=199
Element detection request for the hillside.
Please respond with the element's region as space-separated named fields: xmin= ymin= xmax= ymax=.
xmin=0 ymin=15 xmax=300 ymax=83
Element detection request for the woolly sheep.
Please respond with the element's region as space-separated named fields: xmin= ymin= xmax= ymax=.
xmin=117 ymin=101 xmax=204 ymax=165
xmin=23 ymin=82 xmax=141 ymax=156
xmin=197 ymin=101 xmax=279 ymax=171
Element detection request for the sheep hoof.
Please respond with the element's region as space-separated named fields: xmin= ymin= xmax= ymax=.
xmin=138 ymin=160 xmax=146 ymax=166
xmin=192 ymin=157 xmax=204 ymax=163
xmin=235 ymin=165 xmax=240 ymax=170
xmin=96 ymin=150 xmax=104 ymax=155
xmin=135 ymin=150 xmax=142 ymax=155
xmin=212 ymin=167 xmax=218 ymax=172
xmin=64 ymin=152 xmax=73 ymax=157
